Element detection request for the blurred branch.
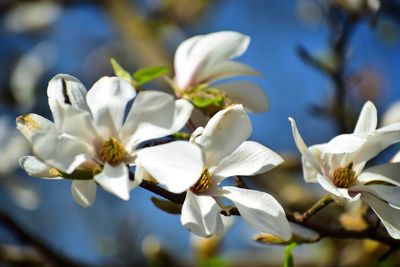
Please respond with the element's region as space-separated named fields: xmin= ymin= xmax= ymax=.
xmin=100 ymin=0 xmax=170 ymax=68
xmin=297 ymin=7 xmax=357 ymax=134
xmin=0 ymin=210 xmax=89 ymax=267
xmin=297 ymin=46 xmax=335 ymax=76
xmin=0 ymin=244 xmax=44 ymax=266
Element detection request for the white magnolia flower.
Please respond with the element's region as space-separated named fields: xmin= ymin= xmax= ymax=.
xmin=173 ymin=31 xmax=268 ymax=113
xmin=138 ymin=105 xmax=291 ymax=239
xmin=290 ymin=101 xmax=400 ymax=239
xmin=17 ymin=74 xmax=193 ymax=207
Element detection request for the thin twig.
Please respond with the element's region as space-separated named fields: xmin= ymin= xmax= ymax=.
xmin=294 ymin=194 xmax=334 ymax=222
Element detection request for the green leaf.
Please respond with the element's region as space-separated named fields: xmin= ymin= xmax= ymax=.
xmin=171 ymin=131 xmax=190 ymax=140
xmin=191 ymin=95 xmax=224 ymax=108
xmin=110 ymin=58 xmax=134 ymax=84
xmin=133 ymin=66 xmax=168 ymax=85
xmin=283 ymin=242 xmax=297 ymax=267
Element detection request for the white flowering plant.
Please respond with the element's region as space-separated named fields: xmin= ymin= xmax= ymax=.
xmin=10 ymin=28 xmax=400 ymax=266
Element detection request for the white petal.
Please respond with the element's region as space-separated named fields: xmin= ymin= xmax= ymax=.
xmin=190 ymin=127 xmax=204 ymax=143
xmin=174 ymin=35 xmax=203 ymax=90
xmin=221 ymin=186 xmax=292 ymax=240
xmin=131 ymin=165 xmax=146 ymax=190
xmin=136 ymin=141 xmax=205 ymax=193
xmin=58 ymin=106 xmax=100 ymax=143
xmin=16 ymin=113 xmax=56 ymax=142
xmin=47 ymin=74 xmax=88 ymax=109
xmin=181 ymin=190 xmax=223 ymax=237
xmin=322 ymin=134 xmax=367 ymax=170
xmin=47 ymin=74 xmax=89 ymax=125
xmin=174 ymin=31 xmax=250 ymax=89
xmin=323 ymin=134 xmax=366 ymax=154
xmin=71 ymin=180 xmax=96 ymax=207
xmin=197 ymin=105 xmax=251 ymax=166
xmin=391 ymin=150 xmax=400 ymax=163
xmin=288 ymin=118 xmax=322 ymax=173
xmin=351 ymin=184 xmax=400 ymax=208
xmin=31 ymin=132 xmax=94 ymax=174
xmin=86 ymin=76 xmax=136 ymax=137
xmin=357 ymin=163 xmax=400 ymax=186
xmin=302 ymin=144 xmax=326 ymax=183
xmin=213 ymin=141 xmax=283 ymax=182
xmin=94 ymin=163 xmax=130 ymax=200
xmin=361 ymin=192 xmax=400 ymax=239
xmin=317 ymin=174 xmax=356 ymax=200
xmin=217 ymin=81 xmax=268 ymax=113
xmin=120 ymin=91 xmax=193 ymax=152
xmin=19 ymin=156 xmax=61 ymax=179
xmin=198 ymin=61 xmax=259 ymax=85
xmin=353 ymin=101 xmax=377 ymax=134
xmin=352 ymin=123 xmax=400 ymax=165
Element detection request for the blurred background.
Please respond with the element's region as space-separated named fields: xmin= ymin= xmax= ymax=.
xmin=1 ymin=0 xmax=400 ymax=266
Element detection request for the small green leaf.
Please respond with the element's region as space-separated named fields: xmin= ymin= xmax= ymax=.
xmin=110 ymin=58 xmax=134 ymax=84
xmin=191 ymin=95 xmax=224 ymax=108
xmin=171 ymin=131 xmax=190 ymax=140
xmin=283 ymin=242 xmax=297 ymax=267
xmin=133 ymin=66 xmax=169 ymax=85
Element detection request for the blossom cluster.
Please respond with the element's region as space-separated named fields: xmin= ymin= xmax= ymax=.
xmin=16 ymin=31 xmax=400 ymax=241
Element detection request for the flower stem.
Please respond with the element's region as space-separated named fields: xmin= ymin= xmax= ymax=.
xmin=294 ymin=194 xmax=334 ymax=222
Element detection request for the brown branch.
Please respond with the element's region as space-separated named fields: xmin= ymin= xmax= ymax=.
xmin=139 ymin=179 xmax=186 ymax=204
xmin=294 ymin=194 xmax=334 ymax=222
xmin=138 ymin=179 xmax=400 ymax=247
xmin=286 ymin=212 xmax=400 ymax=247
xmin=0 ymin=210 xmax=90 ymax=267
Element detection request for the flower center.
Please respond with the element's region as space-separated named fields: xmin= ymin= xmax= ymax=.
xmin=100 ymin=137 xmax=125 ymax=165
xmin=191 ymin=168 xmax=211 ymax=193
xmin=332 ymin=162 xmax=357 ymax=188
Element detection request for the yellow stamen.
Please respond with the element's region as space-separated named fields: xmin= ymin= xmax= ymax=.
xmin=49 ymin=168 xmax=62 ymax=177
xmin=100 ymin=137 xmax=125 ymax=165
xmin=332 ymin=162 xmax=357 ymax=188
xmin=17 ymin=114 xmax=39 ymax=130
xmin=191 ymin=168 xmax=212 ymax=193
